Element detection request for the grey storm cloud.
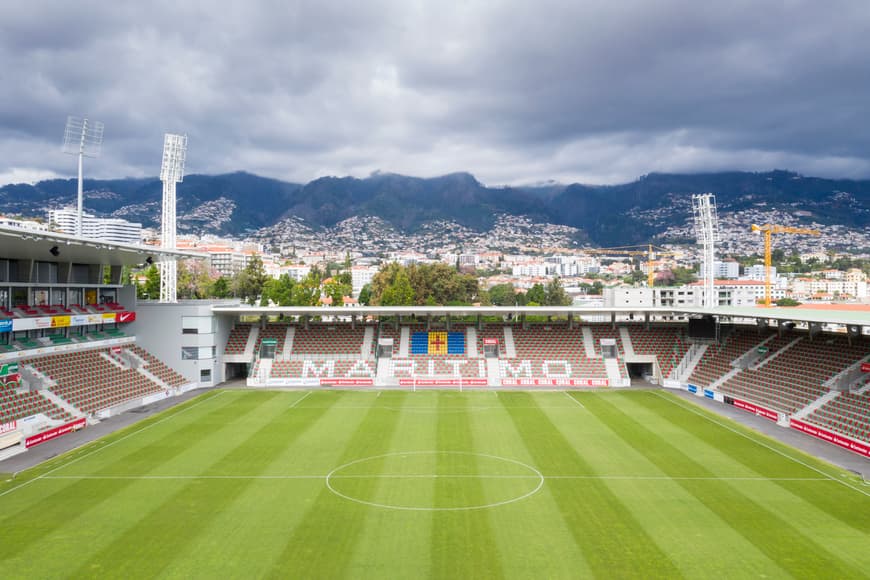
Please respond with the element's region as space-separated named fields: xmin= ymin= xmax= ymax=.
xmin=1 ymin=0 xmax=870 ymax=187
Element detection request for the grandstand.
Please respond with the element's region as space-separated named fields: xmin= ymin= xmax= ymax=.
xmin=0 ymin=224 xmax=199 ymax=459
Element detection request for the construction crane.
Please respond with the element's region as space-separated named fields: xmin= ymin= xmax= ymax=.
xmin=585 ymin=244 xmax=677 ymax=287
xmin=750 ymin=224 xmax=821 ymax=307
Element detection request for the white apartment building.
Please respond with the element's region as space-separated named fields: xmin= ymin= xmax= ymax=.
xmin=281 ymin=264 xmax=312 ymax=282
xmin=743 ymin=264 xmax=775 ymax=281
xmin=700 ymin=260 xmax=740 ymax=279
xmin=604 ymin=281 xmax=764 ymax=308
xmin=48 ymin=207 xmax=142 ymax=244
xmin=351 ymin=265 xmax=378 ymax=294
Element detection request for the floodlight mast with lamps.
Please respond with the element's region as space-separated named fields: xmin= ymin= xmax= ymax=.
xmin=159 ymin=133 xmax=187 ymax=303
xmin=692 ymin=193 xmax=720 ymax=309
xmin=62 ymin=116 xmax=104 ymax=237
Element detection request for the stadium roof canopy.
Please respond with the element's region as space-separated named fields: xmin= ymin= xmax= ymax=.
xmin=0 ymin=225 xmax=206 ymax=267
xmin=211 ymin=304 xmax=870 ymax=328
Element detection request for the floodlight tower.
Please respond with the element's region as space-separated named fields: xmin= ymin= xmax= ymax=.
xmin=158 ymin=133 xmax=187 ymax=303
xmin=62 ymin=116 xmax=104 ymax=236
xmin=692 ymin=193 xmax=720 ymax=309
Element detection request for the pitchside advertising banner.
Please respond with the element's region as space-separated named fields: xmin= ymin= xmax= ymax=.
xmin=0 ymin=319 xmax=12 ymax=333
xmin=24 ymin=417 xmax=86 ymax=448
xmin=790 ymin=418 xmax=870 ymax=458
xmin=732 ymin=398 xmax=778 ymax=422
xmin=0 ymin=420 xmax=17 ymax=434
xmin=12 ymin=311 xmax=134 ymax=331
xmin=399 ymin=378 xmax=488 ymax=387
xmin=502 ymin=378 xmax=609 ymax=387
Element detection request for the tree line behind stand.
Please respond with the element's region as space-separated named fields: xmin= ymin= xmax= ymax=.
xmin=133 ymin=258 xmax=572 ymax=307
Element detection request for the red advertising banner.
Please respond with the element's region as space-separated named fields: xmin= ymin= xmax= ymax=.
xmin=861 ymin=362 xmax=870 ymax=373
xmin=0 ymin=420 xmax=17 ymax=435
xmin=790 ymin=419 xmax=870 ymax=458
xmin=25 ymin=417 xmax=86 ymax=448
xmin=398 ymin=378 xmax=489 ymax=387
xmin=320 ymin=378 xmax=374 ymax=386
xmin=732 ymin=398 xmax=778 ymax=422
xmin=501 ymin=378 xmax=609 ymax=387
xmin=483 ymin=338 xmax=499 ymax=345
xmin=117 ymin=311 xmax=136 ymax=323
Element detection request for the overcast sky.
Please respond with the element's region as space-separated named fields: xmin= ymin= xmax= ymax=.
xmin=2 ymin=0 xmax=869 ymax=187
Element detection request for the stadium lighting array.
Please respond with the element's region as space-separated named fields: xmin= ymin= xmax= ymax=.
xmin=62 ymin=116 xmax=104 ymax=237
xmin=692 ymin=193 xmax=720 ymax=309
xmin=159 ymin=133 xmax=187 ymax=303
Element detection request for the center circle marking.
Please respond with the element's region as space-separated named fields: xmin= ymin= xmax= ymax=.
xmin=325 ymin=451 xmax=544 ymax=511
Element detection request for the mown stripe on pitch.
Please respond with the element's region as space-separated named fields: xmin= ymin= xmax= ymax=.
xmin=0 ymin=390 xmax=272 ymax=562
xmin=429 ymin=393 xmax=505 ymax=578
xmin=500 ymin=391 xmax=682 ymax=578
xmin=266 ymin=391 xmax=408 ymax=578
xmin=637 ymin=392 xmax=870 ymax=534
xmin=582 ymin=393 xmax=864 ymax=579
xmin=68 ymin=391 xmax=334 ymax=577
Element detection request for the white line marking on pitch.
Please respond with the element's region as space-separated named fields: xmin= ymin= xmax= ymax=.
xmin=39 ymin=474 xmax=832 ymax=482
xmin=564 ymin=391 xmax=586 ymax=409
xmin=0 ymin=391 xmax=228 ymax=499
xmin=653 ymin=391 xmax=870 ymax=499
xmin=288 ymin=391 xmax=311 ymax=408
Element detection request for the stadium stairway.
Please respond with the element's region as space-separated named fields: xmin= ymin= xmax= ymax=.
xmin=749 ymin=336 xmax=802 ymax=370
xmin=399 ymin=327 xmax=410 ymax=357
xmin=675 ymin=343 xmax=709 ymax=384
xmin=581 ymin=327 xmax=597 ymax=358
xmin=466 ymin=326 xmax=479 ymax=358
xmin=503 ymin=327 xmax=517 ymax=358
xmin=792 ymin=390 xmax=840 ymax=421
xmin=283 ymin=327 xmax=295 ymax=358
xmin=362 ymin=327 xmax=375 ymax=359
xmin=39 ymin=388 xmax=84 ymax=420
xmin=618 ymin=328 xmax=636 ymax=357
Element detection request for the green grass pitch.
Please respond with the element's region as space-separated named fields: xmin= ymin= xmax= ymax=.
xmin=1 ymin=389 xmax=868 ymax=578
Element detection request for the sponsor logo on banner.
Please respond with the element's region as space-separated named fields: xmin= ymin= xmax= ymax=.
xmin=703 ymin=389 xmax=715 ymax=399
xmin=117 ymin=311 xmax=136 ymax=323
xmin=483 ymin=338 xmax=499 ymax=345
xmin=501 ymin=378 xmax=608 ymax=387
xmin=790 ymin=419 xmax=870 ymax=458
xmin=51 ymin=315 xmax=71 ymax=328
xmin=87 ymin=314 xmax=103 ymax=325
xmin=732 ymin=398 xmax=778 ymax=421
xmin=687 ymin=384 xmax=698 ymax=393
xmin=71 ymin=315 xmax=89 ymax=327
xmin=102 ymin=313 xmax=117 ymax=322
xmin=25 ymin=417 xmax=87 ymax=448
xmin=35 ymin=317 xmax=52 ymax=329
xmin=0 ymin=420 xmax=17 ymax=434
xmin=400 ymin=378 xmax=489 ymax=387
xmin=321 ymin=378 xmax=374 ymax=386
xmin=861 ymin=362 xmax=870 ymax=373
xmin=0 ymin=319 xmax=11 ymax=333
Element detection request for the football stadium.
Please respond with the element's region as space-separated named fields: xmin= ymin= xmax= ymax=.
xmin=0 ymin=225 xmax=869 ymax=578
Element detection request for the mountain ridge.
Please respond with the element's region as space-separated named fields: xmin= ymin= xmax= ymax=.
xmin=1 ymin=169 xmax=868 ymax=246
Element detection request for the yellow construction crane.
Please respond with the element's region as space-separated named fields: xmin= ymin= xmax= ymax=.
xmin=750 ymin=224 xmax=821 ymax=307
xmin=585 ymin=244 xmax=677 ymax=287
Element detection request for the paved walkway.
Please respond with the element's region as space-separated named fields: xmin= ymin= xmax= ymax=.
xmin=670 ymin=390 xmax=870 ymax=479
